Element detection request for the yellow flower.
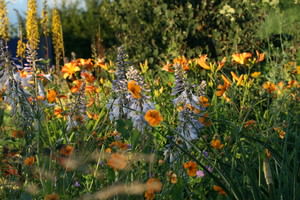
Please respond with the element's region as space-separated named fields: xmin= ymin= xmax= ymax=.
xmin=183 ymin=161 xmax=198 ymax=177
xmin=211 ymin=139 xmax=224 ymax=150
xmin=251 ymin=72 xmax=261 ymax=78
xmin=296 ymin=66 xmax=300 ymax=74
xmin=196 ymin=55 xmax=211 ymax=70
xmin=61 ymin=63 xmax=80 ymax=79
xmin=144 ymin=110 xmax=163 ymax=127
xmin=127 ymin=80 xmax=142 ymax=99
xmin=232 ymin=52 xmax=252 ymax=65
xmin=52 ymin=8 xmax=64 ymax=66
xmin=47 ymin=89 xmax=57 ymax=103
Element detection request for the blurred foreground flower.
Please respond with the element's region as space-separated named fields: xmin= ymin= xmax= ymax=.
xmin=144 ymin=109 xmax=163 ymax=127
xmin=107 ymin=153 xmax=128 ymax=170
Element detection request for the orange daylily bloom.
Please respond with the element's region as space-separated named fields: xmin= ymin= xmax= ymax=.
xmin=127 ymin=80 xmax=142 ymax=99
xmin=81 ymin=72 xmax=95 ymax=83
xmin=144 ymin=110 xmax=163 ymax=127
xmin=198 ymin=113 xmax=212 ymax=126
xmin=107 ymin=153 xmax=128 ymax=170
xmin=251 ymin=72 xmax=261 ymax=78
xmin=85 ymin=85 xmax=98 ymax=94
xmin=11 ymin=130 xmax=25 ymax=138
xmin=255 ymin=50 xmax=265 ymax=63
xmin=70 ymin=80 xmax=83 ymax=93
xmin=86 ymin=98 xmax=95 ymax=107
xmin=54 ymin=108 xmax=63 ymax=118
xmin=216 ymin=57 xmax=227 ymax=71
xmin=232 ymin=52 xmax=252 ymax=65
xmin=213 ymin=185 xmax=227 ymax=195
xmin=211 ymin=139 xmax=224 ymax=150
xmin=244 ymin=120 xmax=256 ymax=128
xmin=59 ymin=145 xmax=74 ymax=157
xmin=183 ymin=161 xmax=198 ymax=176
xmin=61 ymin=63 xmax=80 ymax=79
xmin=262 ymin=82 xmax=276 ymax=93
xmin=173 ymin=56 xmax=189 ymax=71
xmin=197 ymin=55 xmax=211 ymax=70
xmin=76 ymin=58 xmax=94 ymax=70
xmin=47 ymin=89 xmax=57 ymax=103
xmin=109 ymin=141 xmax=130 ymax=150
xmin=162 ymin=63 xmax=174 ymax=72
xmin=95 ymin=58 xmax=108 ymax=70
xmin=24 ymin=156 xmax=35 ymax=166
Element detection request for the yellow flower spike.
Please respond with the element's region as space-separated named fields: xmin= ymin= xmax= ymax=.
xmin=0 ymin=0 xmax=10 ymax=41
xmin=26 ymin=0 xmax=39 ymax=50
xmin=251 ymin=72 xmax=261 ymax=78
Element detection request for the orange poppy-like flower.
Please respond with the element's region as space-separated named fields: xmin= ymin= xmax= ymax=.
xmin=11 ymin=130 xmax=25 ymax=138
xmin=173 ymin=56 xmax=189 ymax=71
xmin=183 ymin=161 xmax=198 ymax=176
xmin=213 ymin=185 xmax=227 ymax=195
xmin=273 ymin=127 xmax=286 ymax=139
xmin=251 ymin=72 xmax=261 ymax=78
xmin=199 ymin=96 xmax=209 ymax=107
xmin=24 ymin=156 xmax=35 ymax=166
xmin=244 ymin=120 xmax=256 ymax=128
xmin=128 ymin=80 xmax=142 ymax=99
xmin=232 ymin=52 xmax=252 ymax=65
xmin=59 ymin=145 xmax=74 ymax=157
xmin=61 ymin=62 xmax=80 ymax=79
xmin=196 ymin=54 xmax=211 ymax=70
xmin=215 ymin=78 xmax=230 ymax=97
xmin=211 ymin=139 xmax=224 ymax=150
xmin=262 ymin=82 xmax=276 ymax=93
xmin=162 ymin=63 xmax=174 ymax=72
xmin=144 ymin=110 xmax=163 ymax=127
xmin=81 ymin=72 xmax=95 ymax=83
xmin=44 ymin=193 xmax=60 ymax=200
xmin=107 ymin=153 xmax=128 ymax=170
xmin=47 ymin=89 xmax=57 ymax=103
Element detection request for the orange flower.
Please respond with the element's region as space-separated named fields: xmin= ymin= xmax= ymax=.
xmin=216 ymin=76 xmax=230 ymax=97
xmin=144 ymin=110 xmax=163 ymax=127
xmin=61 ymin=62 xmax=80 ymax=79
xmin=244 ymin=120 xmax=256 ymax=128
xmin=107 ymin=153 xmax=128 ymax=170
xmin=211 ymin=139 xmax=224 ymax=150
xmin=273 ymin=127 xmax=286 ymax=139
xmin=199 ymin=96 xmax=209 ymax=107
xmin=173 ymin=56 xmax=189 ymax=71
xmin=251 ymin=72 xmax=261 ymax=78
xmin=109 ymin=141 xmax=130 ymax=150
xmin=196 ymin=55 xmax=211 ymax=70
xmin=262 ymin=82 xmax=276 ymax=93
xmin=162 ymin=63 xmax=174 ymax=72
xmin=59 ymin=145 xmax=74 ymax=157
xmin=146 ymin=178 xmax=162 ymax=193
xmin=183 ymin=161 xmax=198 ymax=176
xmin=216 ymin=57 xmax=226 ymax=71
xmin=232 ymin=52 xmax=252 ymax=65
xmin=11 ymin=130 xmax=25 ymax=138
xmin=127 ymin=80 xmax=142 ymax=99
xmin=24 ymin=156 xmax=35 ymax=166
xmin=71 ymin=80 xmax=83 ymax=93
xmin=81 ymin=72 xmax=95 ymax=83
xmin=144 ymin=190 xmax=155 ymax=200
xmin=47 ymin=89 xmax=57 ymax=103
xmin=255 ymin=50 xmax=265 ymax=63
xmin=54 ymin=108 xmax=63 ymax=118
xmin=213 ymin=185 xmax=227 ymax=195
xmin=3 ymin=164 xmax=18 ymax=176
xmin=76 ymin=58 xmax=93 ymax=70
xmin=167 ymin=172 xmax=178 ymax=184
xmin=44 ymin=193 xmax=60 ymax=200
xmin=198 ymin=113 xmax=212 ymax=126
